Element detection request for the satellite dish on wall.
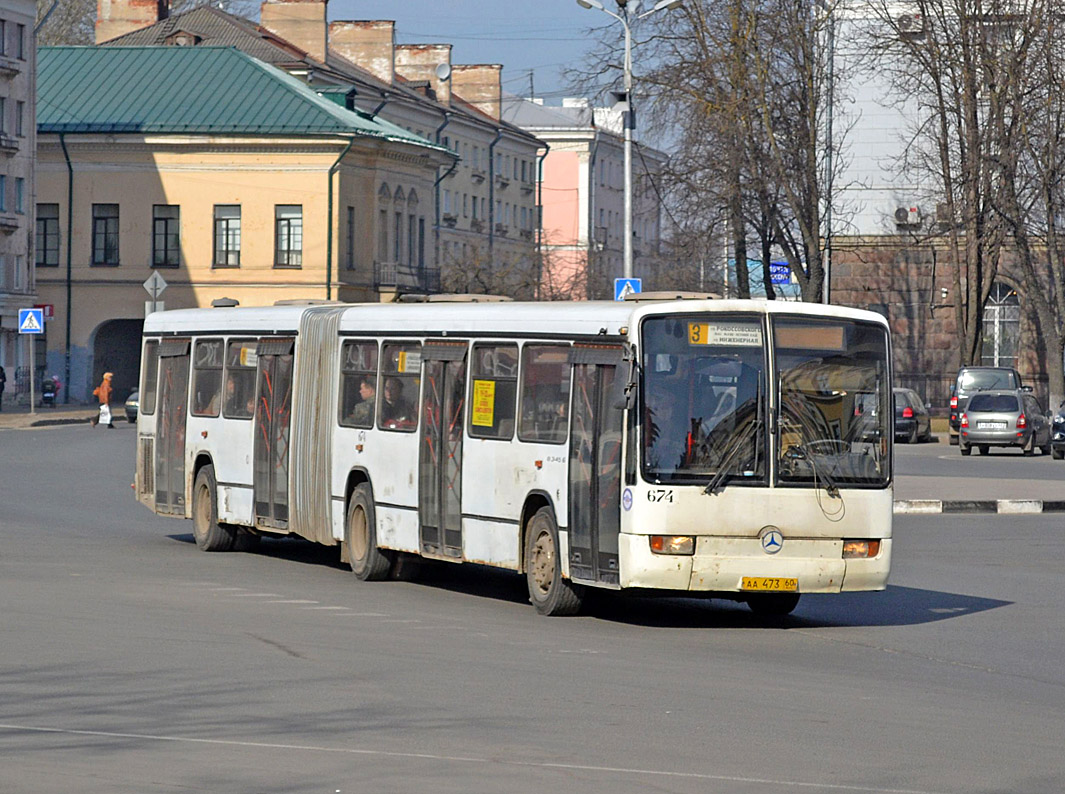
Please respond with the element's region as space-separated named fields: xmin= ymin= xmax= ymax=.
xmin=435 ymin=63 xmax=452 ymax=81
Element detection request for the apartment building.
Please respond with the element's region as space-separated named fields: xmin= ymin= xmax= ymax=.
xmin=503 ymin=96 xmax=666 ymax=299
xmin=35 ymin=45 xmax=450 ymax=402
xmin=0 ymin=0 xmax=34 ymax=392
xmin=101 ymin=0 xmax=544 ymax=296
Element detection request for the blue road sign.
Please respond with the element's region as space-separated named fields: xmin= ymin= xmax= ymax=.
xmin=614 ymin=277 xmax=642 ymax=301
xmin=769 ymin=262 xmax=791 ymax=285
xmin=18 ymin=308 xmax=44 ymax=334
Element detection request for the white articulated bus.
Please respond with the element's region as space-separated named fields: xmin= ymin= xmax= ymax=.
xmin=135 ymin=296 xmax=893 ymax=616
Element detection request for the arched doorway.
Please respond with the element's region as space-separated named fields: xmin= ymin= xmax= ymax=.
xmin=981 ymin=282 xmax=1020 ymax=369
xmin=92 ymin=319 xmax=143 ymax=402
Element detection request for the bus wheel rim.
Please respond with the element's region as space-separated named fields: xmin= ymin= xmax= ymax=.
xmin=194 ymin=482 xmax=209 ymax=535
xmin=531 ymin=530 xmax=554 ymax=595
xmin=351 ymin=506 xmax=369 ymax=561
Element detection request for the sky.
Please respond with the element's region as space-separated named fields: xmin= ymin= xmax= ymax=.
xmin=325 ymin=1 xmax=610 ymax=105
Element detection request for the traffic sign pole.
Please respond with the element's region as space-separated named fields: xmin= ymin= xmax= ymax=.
xmin=29 ymin=335 xmax=34 ymax=415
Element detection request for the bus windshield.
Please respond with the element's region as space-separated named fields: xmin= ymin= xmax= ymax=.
xmin=774 ymin=318 xmax=890 ymax=487
xmin=641 ymin=315 xmax=767 ymax=485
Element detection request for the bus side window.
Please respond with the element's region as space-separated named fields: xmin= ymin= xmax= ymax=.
xmin=469 ymin=343 xmax=518 ymax=439
xmin=190 ymin=338 xmax=224 ymax=417
xmin=141 ymin=339 xmax=160 ymax=416
xmin=518 ymin=344 xmax=570 ymax=444
xmin=379 ymin=342 xmax=420 ymax=432
xmin=223 ymin=339 xmax=257 ymax=420
xmin=339 ymin=340 xmax=379 ymax=429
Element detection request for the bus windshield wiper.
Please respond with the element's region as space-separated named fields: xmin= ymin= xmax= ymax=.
xmin=786 ymin=444 xmax=841 ymax=497
xmin=704 ymin=417 xmax=762 ymax=495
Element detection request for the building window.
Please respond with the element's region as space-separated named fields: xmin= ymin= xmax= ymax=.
xmin=152 ymin=205 xmax=180 ymax=267
xmin=346 ymin=205 xmax=355 ymax=269
xmin=36 ymin=204 xmax=59 ymax=267
xmin=92 ymin=203 xmax=119 ymax=266
xmin=378 ymin=208 xmax=388 ymax=260
xmin=407 ymin=214 xmax=416 ymax=267
xmin=0 ymin=175 xmax=5 ymax=212
xmin=14 ymin=177 xmax=22 ymax=213
xmin=274 ymin=205 xmax=302 ymax=267
xmin=981 ymin=282 xmax=1021 ymax=368
xmin=393 ymin=210 xmax=402 ymax=262
xmin=16 ymin=23 xmax=24 ymax=60
xmin=213 ymin=205 xmax=240 ymax=267
xmin=15 ymin=101 xmax=23 ymax=137
xmin=0 ymin=97 xmax=6 ymax=134
xmin=418 ymin=218 xmax=425 ymax=267
xmin=0 ymin=21 xmax=6 ymax=57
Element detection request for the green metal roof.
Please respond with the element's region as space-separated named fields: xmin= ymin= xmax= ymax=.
xmin=37 ymin=46 xmax=445 ymax=151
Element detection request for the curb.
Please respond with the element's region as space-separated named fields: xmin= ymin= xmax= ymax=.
xmin=895 ymin=499 xmax=1065 ymax=514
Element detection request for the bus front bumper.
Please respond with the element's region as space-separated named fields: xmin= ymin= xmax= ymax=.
xmin=618 ymin=534 xmax=892 ymax=594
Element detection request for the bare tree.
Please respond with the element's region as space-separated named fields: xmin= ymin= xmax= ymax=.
xmin=36 ymin=0 xmax=260 ymax=45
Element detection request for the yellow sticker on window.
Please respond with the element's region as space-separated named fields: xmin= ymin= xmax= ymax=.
xmin=471 ymin=380 xmax=496 ymax=427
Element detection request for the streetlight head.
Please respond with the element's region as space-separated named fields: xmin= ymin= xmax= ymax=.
xmin=651 ymin=0 xmax=682 ymax=11
xmin=576 ymin=0 xmax=604 ymax=8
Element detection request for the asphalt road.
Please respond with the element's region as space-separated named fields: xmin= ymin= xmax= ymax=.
xmin=1 ymin=424 xmax=1064 ymax=793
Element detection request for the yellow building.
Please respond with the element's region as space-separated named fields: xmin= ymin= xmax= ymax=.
xmin=35 ymin=45 xmax=451 ymax=401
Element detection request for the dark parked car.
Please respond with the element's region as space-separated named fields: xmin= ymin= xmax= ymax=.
xmin=894 ymin=387 xmax=932 ymax=443
xmin=958 ymin=389 xmax=1051 ymax=456
xmin=1051 ymin=403 xmax=1065 ymax=460
xmin=125 ymin=390 xmax=139 ymax=423
xmin=949 ymin=366 xmax=1023 ymax=445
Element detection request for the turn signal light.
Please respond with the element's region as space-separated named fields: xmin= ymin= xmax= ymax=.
xmin=1017 ymin=413 xmax=1027 ymax=429
xmin=843 ymin=540 xmax=881 ymax=559
xmin=649 ymin=535 xmax=695 ymax=555
xmin=902 ymin=407 xmax=914 ymax=418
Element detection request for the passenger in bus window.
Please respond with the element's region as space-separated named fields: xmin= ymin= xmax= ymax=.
xmin=381 ymin=376 xmax=412 ymax=427
xmin=348 ymin=376 xmax=376 ymax=426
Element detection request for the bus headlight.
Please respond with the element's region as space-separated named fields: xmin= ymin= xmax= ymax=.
xmin=650 ymin=535 xmax=695 ymax=555
xmin=842 ymin=540 xmax=881 ymax=559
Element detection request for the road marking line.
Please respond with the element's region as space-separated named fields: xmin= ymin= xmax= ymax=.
xmin=267 ymin=600 xmax=319 ymax=604
xmin=0 ymin=722 xmax=948 ymax=793
xmin=305 ymin=606 xmax=349 ymax=611
xmin=230 ymin=593 xmax=283 ymax=598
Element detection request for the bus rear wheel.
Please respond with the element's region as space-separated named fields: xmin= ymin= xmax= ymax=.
xmin=346 ymin=484 xmax=392 ymax=581
xmin=746 ymin=593 xmax=800 ymax=617
xmin=192 ymin=465 xmax=237 ymax=552
xmin=524 ymin=507 xmax=583 ymax=616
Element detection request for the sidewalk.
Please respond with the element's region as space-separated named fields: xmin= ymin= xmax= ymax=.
xmin=0 ymin=401 xmax=100 ymax=429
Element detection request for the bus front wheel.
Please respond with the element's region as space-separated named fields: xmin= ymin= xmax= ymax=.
xmin=746 ymin=592 xmax=800 ymax=617
xmin=524 ymin=507 xmax=583 ymax=616
xmin=346 ymin=484 xmax=392 ymax=581
xmin=192 ymin=465 xmax=237 ymax=552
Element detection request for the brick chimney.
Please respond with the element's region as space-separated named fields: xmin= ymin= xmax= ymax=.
xmin=329 ymin=20 xmax=394 ymax=84
xmin=452 ymin=64 xmax=502 ymax=120
xmin=260 ymin=0 xmax=328 ymax=63
xmin=395 ymin=44 xmax=452 ymax=105
xmin=95 ymin=0 xmax=169 ymax=44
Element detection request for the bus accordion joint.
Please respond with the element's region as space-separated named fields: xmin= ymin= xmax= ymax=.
xmin=842 ymin=540 xmax=880 ymax=559
xmin=650 ymin=536 xmax=695 ymax=555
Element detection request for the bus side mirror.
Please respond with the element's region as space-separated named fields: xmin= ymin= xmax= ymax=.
xmin=614 ymin=343 xmax=637 ymax=410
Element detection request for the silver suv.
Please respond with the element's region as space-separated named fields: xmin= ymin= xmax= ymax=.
xmin=958 ymin=389 xmax=1051 ymax=456
xmin=949 ymin=366 xmax=1022 ymax=445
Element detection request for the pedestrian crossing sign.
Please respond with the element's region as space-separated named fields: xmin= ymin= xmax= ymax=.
xmin=614 ymin=278 xmax=642 ymax=301
xmin=17 ymin=308 xmax=44 ymax=334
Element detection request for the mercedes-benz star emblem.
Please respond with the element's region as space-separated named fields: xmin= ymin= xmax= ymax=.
xmin=759 ymin=527 xmax=783 ymax=555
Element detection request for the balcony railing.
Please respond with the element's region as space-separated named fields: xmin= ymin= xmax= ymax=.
xmin=374 ymin=260 xmax=441 ymax=293
xmin=0 ymin=134 xmax=17 ymax=154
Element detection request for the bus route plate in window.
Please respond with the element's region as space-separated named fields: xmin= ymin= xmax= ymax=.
xmin=741 ymin=577 xmax=798 ymax=592
xmin=688 ymin=322 xmax=762 ymax=347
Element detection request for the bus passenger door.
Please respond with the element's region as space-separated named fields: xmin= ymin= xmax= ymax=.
xmin=569 ymin=346 xmax=625 ymax=585
xmin=253 ymin=338 xmax=294 ymax=530
xmin=419 ymin=343 xmax=468 ymax=559
xmin=155 ymin=338 xmax=191 ymax=515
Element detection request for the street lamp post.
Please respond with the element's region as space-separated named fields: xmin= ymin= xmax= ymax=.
xmin=577 ymin=0 xmax=681 ymax=281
